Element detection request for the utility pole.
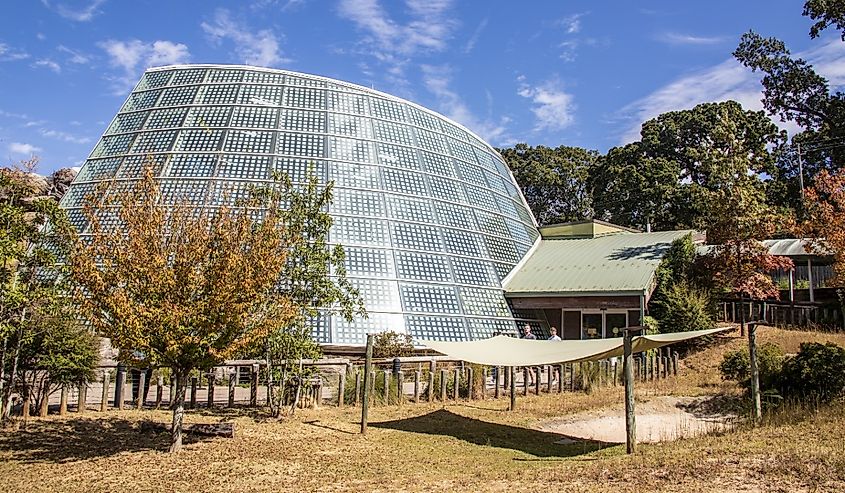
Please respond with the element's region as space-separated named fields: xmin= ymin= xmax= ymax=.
xmin=797 ymin=142 xmax=805 ymax=202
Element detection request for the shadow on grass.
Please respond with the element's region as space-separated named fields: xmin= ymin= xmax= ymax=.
xmin=371 ymin=409 xmax=614 ymax=458
xmin=0 ymin=417 xmax=211 ymax=463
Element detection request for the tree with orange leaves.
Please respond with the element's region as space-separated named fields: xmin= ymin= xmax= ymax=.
xmin=803 ymin=169 xmax=845 ymax=288
xmin=68 ymin=167 xmax=296 ymax=452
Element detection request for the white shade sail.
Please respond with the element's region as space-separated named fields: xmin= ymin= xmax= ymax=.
xmin=419 ymin=327 xmax=731 ymax=366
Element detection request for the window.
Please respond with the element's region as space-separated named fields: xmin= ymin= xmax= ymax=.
xmin=450 ymin=257 xmax=497 ymax=286
xmin=334 ymin=313 xmax=404 ymax=345
xmin=482 ymin=235 xmax=520 ymax=264
xmin=373 ymin=120 xmax=413 ymax=145
xmin=93 ymin=134 xmax=135 ymax=157
xmin=377 ymin=143 xmax=420 ymax=170
xmin=243 ymin=70 xmax=284 ymax=85
xmin=280 ymin=109 xmax=326 ymax=133
xmin=343 ymin=247 xmax=395 ymax=277
xmin=468 ymin=318 xmax=516 ymax=339
xmin=207 ymin=69 xmax=243 ymax=83
xmin=121 ymin=90 xmax=161 ymax=112
xmin=274 ymin=158 xmax=325 ymax=183
xmin=348 ymin=279 xmax=400 ymax=311
xmin=465 ymin=184 xmax=498 ymax=211
xmin=145 ymin=108 xmax=188 ymax=130
xmin=370 ymin=97 xmax=406 ymax=122
xmin=390 ymin=222 xmax=441 ymax=251
xmin=218 ymin=154 xmax=272 ymax=180
xmin=448 ymin=138 xmax=477 ymax=164
xmin=328 ymin=91 xmax=369 ymax=115
xmin=400 ymin=283 xmax=460 ymax=314
xmin=159 ymin=179 xmax=208 ymax=204
xmin=76 ymin=158 xmax=121 ymax=182
xmin=395 ymin=251 xmax=451 ymax=282
xmin=196 ymin=84 xmax=240 ymax=105
xmin=475 ymin=211 xmax=509 ymax=237
xmin=406 ymin=316 xmax=466 ymax=341
xmin=474 ymin=148 xmax=498 ymax=172
xmin=108 ymin=111 xmax=148 ymax=134
xmin=385 ymin=195 xmax=433 ymax=223
xmin=138 ymin=70 xmax=172 ymax=90
xmin=459 ymin=287 xmax=510 ymax=317
xmin=331 ymin=216 xmax=389 ymax=246
xmin=175 ymin=129 xmax=224 ymax=152
xmin=484 ymin=171 xmax=508 ymax=195
xmin=186 ymin=106 xmax=231 ymax=128
xmin=443 ymin=229 xmax=486 ymax=257
xmin=329 ymin=137 xmax=372 ymax=163
xmin=420 ymin=151 xmax=456 ymax=177
xmin=158 ymin=86 xmax=198 ymax=107
xmin=240 ymin=85 xmax=284 ymax=106
xmin=408 ymin=107 xmax=442 ymax=131
xmin=277 ymin=132 xmax=324 ymax=157
xmin=416 ymin=128 xmax=449 ymax=154
xmin=331 ymin=189 xmax=384 ymax=217
xmin=166 ymin=154 xmax=218 ymax=178
xmin=283 ymin=87 xmax=325 ymax=110
xmin=441 ymin=122 xmax=468 ymax=141
xmin=170 ymin=69 xmax=206 ymax=85
xmin=427 ymin=176 xmax=466 ymax=203
xmin=328 ymin=113 xmax=372 ymax=139
xmin=224 ymin=129 xmax=274 ymax=154
xmin=329 ymin=161 xmax=380 ymax=189
xmin=382 ymin=168 xmax=426 ymax=196
xmin=581 ymin=311 xmax=629 ymax=339
xmin=130 ymin=130 xmax=177 ymax=154
xmin=231 ymin=106 xmax=278 ymax=128
xmin=434 ymin=201 xmax=476 ymax=230
xmin=456 ymin=161 xmax=486 ymax=185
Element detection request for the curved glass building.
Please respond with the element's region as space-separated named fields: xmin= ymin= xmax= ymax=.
xmin=61 ymin=65 xmax=541 ymax=345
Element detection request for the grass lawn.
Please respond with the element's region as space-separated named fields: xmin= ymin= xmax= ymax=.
xmin=2 ymin=326 xmax=845 ymax=492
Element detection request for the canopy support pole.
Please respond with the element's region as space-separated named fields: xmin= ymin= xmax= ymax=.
xmin=623 ymin=326 xmax=642 ymax=454
xmin=360 ymin=334 xmax=374 ymax=435
xmin=508 ymin=366 xmax=516 ymax=411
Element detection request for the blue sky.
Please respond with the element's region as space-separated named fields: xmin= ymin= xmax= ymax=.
xmin=2 ymin=0 xmax=845 ymax=174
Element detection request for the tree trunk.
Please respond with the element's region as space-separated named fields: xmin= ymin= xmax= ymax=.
xmin=169 ymin=371 xmax=189 ymax=453
xmin=289 ymin=359 xmax=304 ymax=416
xmin=21 ymin=382 xmax=30 ymax=429
xmin=0 ymin=335 xmax=7 ymax=420
xmin=39 ymin=379 xmax=50 ymax=417
xmin=1 ymin=325 xmax=23 ymax=424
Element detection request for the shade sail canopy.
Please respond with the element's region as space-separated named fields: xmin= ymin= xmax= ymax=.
xmin=419 ymin=327 xmax=730 ymax=366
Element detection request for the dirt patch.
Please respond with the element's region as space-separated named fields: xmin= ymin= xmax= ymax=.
xmin=538 ymin=395 xmax=737 ymax=444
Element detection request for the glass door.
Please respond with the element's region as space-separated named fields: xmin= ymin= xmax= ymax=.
xmin=582 ymin=313 xmax=603 ymax=339
xmin=605 ymin=313 xmax=627 ymax=338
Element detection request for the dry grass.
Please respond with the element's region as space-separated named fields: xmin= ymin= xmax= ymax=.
xmin=2 ymin=325 xmax=844 ymax=493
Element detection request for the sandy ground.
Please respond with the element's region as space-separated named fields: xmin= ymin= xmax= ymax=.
xmin=538 ymin=396 xmax=737 ymax=444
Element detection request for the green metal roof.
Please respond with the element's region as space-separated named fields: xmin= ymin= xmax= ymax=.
xmin=504 ymin=230 xmax=693 ymax=296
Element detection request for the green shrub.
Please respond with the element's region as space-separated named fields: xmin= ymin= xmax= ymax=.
xmin=658 ymin=282 xmax=715 ymax=334
xmin=719 ymin=342 xmax=785 ymax=393
xmin=372 ymin=331 xmax=414 ymax=358
xmin=779 ymin=342 xmax=845 ymax=403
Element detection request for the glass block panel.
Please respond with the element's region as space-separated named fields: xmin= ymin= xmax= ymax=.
xmin=450 ymin=257 xmax=498 ymax=286
xmin=331 ymin=216 xmax=389 ymax=247
xmin=493 ymin=156 xmax=511 ymax=178
xmin=166 ymin=154 xmax=218 ymax=178
xmin=307 ymin=312 xmax=331 ymax=344
xmin=416 ymin=128 xmax=449 ymax=154
xmin=145 ymin=108 xmax=188 ymax=129
xmin=441 ymin=122 xmax=468 ymax=141
xmin=224 ymin=130 xmax=274 ymax=154
xmin=484 ymin=171 xmax=508 ymax=195
xmin=121 ymin=90 xmax=161 ymax=112
xmin=207 ymin=69 xmax=243 ymax=83
xmin=385 ymin=195 xmax=433 ymax=223
xmin=334 ymin=313 xmax=405 ymax=345
xmin=218 ymin=154 xmax=272 ymax=180
xmin=329 ymin=137 xmax=372 ymax=163
xmin=329 ymin=162 xmax=380 ymax=189
xmin=108 ymin=111 xmax=148 ymax=134
xmin=459 ymin=287 xmax=511 ymax=317
xmin=286 ymin=75 xmax=326 ymax=87
xmin=328 ymin=113 xmax=372 ymax=139
xmin=390 ymin=222 xmax=441 ymax=251
xmin=175 ymin=129 xmax=224 ymax=152
xmin=400 ymin=283 xmax=460 ymax=314
xmin=493 ymin=262 xmax=513 ymax=281
xmin=395 ymin=251 xmax=451 ymax=282
xmin=208 ymin=180 xmax=254 ymax=206
xmin=130 ymin=130 xmax=177 ymax=154
xmin=456 ymin=160 xmax=486 ymax=185
xmin=434 ymin=201 xmax=477 ymax=230
xmin=505 ymin=218 xmax=532 ymax=246
xmin=277 ymin=132 xmax=324 ymax=157
xmin=77 ymin=158 xmax=121 ymax=182
xmin=474 ymin=148 xmax=498 ymax=172
xmin=483 ymin=235 xmax=520 ymax=263
xmin=280 ymin=109 xmax=325 ymax=133
xmin=274 ymin=158 xmax=325 ymax=183
xmin=503 ymin=179 xmax=520 ymax=200
xmin=370 ymin=97 xmax=406 ymax=122
xmin=344 ymin=247 xmax=395 ymax=277
xmin=332 ymin=189 xmax=384 ymax=217
xmin=467 ymin=318 xmax=517 ymax=339
xmin=475 ymin=211 xmax=509 ymax=237
xmin=93 ymin=134 xmax=135 ymax=157
xmin=243 ymin=70 xmax=284 ymax=84
xmin=62 ymin=183 xmax=96 ymax=207
xmin=408 ymin=107 xmax=442 ymax=131
xmin=425 ymin=175 xmax=465 ymax=203
xmin=170 ymin=68 xmax=206 ymax=85
xmin=405 ymin=315 xmax=466 ymax=341
xmin=495 ymin=195 xmax=518 ymax=218
xmin=117 ymin=154 xmax=167 ymax=179
xmin=465 ymin=183 xmax=498 ymax=211
xmin=449 ymin=138 xmax=477 ymax=164
xmin=158 ymin=85 xmax=198 ymax=107
xmin=137 ymin=70 xmax=172 ymax=90
xmin=186 ymin=106 xmax=231 ymax=128
xmin=159 ymin=179 xmax=208 ymax=203
xmin=349 ymin=279 xmax=400 ymax=311
xmin=328 ymin=91 xmax=369 ymax=115
xmin=516 ymin=203 xmax=534 ymax=224
xmin=231 ymin=106 xmax=278 ymax=128
xmin=420 ymin=151 xmax=457 ymax=177
xmin=197 ymin=84 xmax=240 ymax=105
xmin=64 ymin=208 xmax=88 ymax=232
xmin=240 ymin=84 xmax=284 ymax=106
xmin=283 ymin=87 xmax=325 ymax=109
xmin=373 ymin=120 xmax=413 ymax=145
xmin=382 ymin=168 xmax=426 ymax=196
xmin=443 ymin=229 xmax=486 ymax=257
xmin=376 ymin=143 xmax=420 ymax=170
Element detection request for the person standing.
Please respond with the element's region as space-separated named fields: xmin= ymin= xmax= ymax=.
xmin=521 ymin=324 xmax=537 ymax=385
xmin=548 ymin=327 xmax=561 ymax=341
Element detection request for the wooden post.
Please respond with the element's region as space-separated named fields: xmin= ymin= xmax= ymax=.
xmin=228 ymin=368 xmax=236 ymax=408
xmin=748 ymin=322 xmax=762 ymax=423
xmin=155 ymin=375 xmax=163 ymax=409
xmin=546 ymin=366 xmax=553 ymax=393
xmin=190 ymin=376 xmax=198 ymax=409
xmin=558 ymin=364 xmax=564 ymax=393
xmin=569 ymin=363 xmax=575 ymax=392
xmin=136 ymin=372 xmax=146 ymax=409
xmin=467 ymin=367 xmax=474 ymax=400
xmin=480 ymin=368 xmax=486 ymax=400
xmin=396 ymin=371 xmax=403 ymax=405
xmin=249 ymin=365 xmax=258 ymax=407
xmin=427 ymin=370 xmax=435 ymax=402
xmin=77 ymin=383 xmax=87 ymax=414
xmin=672 ymin=352 xmax=679 ymax=376
xmin=623 ymin=327 xmax=639 ymax=454
xmin=338 ymin=372 xmax=345 ymax=408
xmin=508 ymin=366 xmax=516 ymax=411
xmin=503 ymin=363 xmax=510 ymax=390
xmin=440 ymin=370 xmax=447 ymax=402
xmin=662 ymin=356 xmax=669 ymax=379
xmin=522 ymin=368 xmax=529 ymax=396
xmin=206 ymin=372 xmax=215 ymax=408
xmin=100 ymin=371 xmax=110 ymax=412
xmin=115 ymin=366 xmax=125 ymax=410
xmin=534 ymin=367 xmax=541 ymax=395
xmin=414 ymin=371 xmax=421 ymax=403
xmin=59 ymin=386 xmax=68 ymax=415
xmin=453 ymin=368 xmax=460 ymax=403
xmin=361 ymin=334 xmax=374 ymax=434
xmin=597 ymin=362 xmax=603 ymax=387
xmin=382 ymin=370 xmax=390 ymax=404
xmin=494 ymin=367 xmax=501 ymax=399
xmin=354 ymin=370 xmax=362 ymax=407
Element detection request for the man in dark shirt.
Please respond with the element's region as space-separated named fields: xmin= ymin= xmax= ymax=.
xmin=521 ymin=324 xmax=537 ymax=385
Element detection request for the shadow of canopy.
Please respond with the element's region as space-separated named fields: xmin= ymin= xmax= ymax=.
xmin=371 ymin=409 xmax=614 ymax=458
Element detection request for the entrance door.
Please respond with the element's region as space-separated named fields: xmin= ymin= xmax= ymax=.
xmin=579 ymin=311 xmax=628 ymax=339
xmin=582 ymin=313 xmax=603 ymax=339
xmin=605 ymin=313 xmax=627 ymax=338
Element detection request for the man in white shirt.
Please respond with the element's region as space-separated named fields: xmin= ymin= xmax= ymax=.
xmin=548 ymin=326 xmax=562 ymax=341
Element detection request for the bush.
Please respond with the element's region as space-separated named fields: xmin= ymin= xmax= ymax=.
xmin=719 ymin=342 xmax=785 ymax=393
xmin=658 ymin=282 xmax=715 ymax=334
xmin=779 ymin=342 xmax=845 ymax=403
xmin=372 ymin=331 xmax=414 ymax=358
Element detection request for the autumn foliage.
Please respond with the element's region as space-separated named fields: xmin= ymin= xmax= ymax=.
xmin=802 ymin=169 xmax=845 ymax=286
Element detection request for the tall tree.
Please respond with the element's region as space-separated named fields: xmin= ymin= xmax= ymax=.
xmin=69 ymin=167 xmax=296 ymax=451
xmin=801 ymin=168 xmax=845 ymax=286
xmin=804 ymin=0 xmax=845 ymax=40
xmin=499 ymin=144 xmax=597 ymax=225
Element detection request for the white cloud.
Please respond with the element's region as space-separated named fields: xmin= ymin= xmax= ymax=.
xmin=41 ymin=0 xmax=107 ymax=22
xmin=9 ymin=142 xmax=42 ymax=155
xmin=463 ymin=17 xmax=488 ymax=54
xmin=517 ymin=76 xmax=576 ymax=131
xmin=98 ymin=39 xmax=190 ymax=94
xmin=201 ymin=9 xmax=288 ymax=67
xmin=657 ymin=32 xmax=727 ymax=45
xmin=616 ymin=39 xmax=845 ymax=144
xmin=58 ymin=45 xmax=91 ymax=64
xmin=39 ymin=128 xmax=91 ymax=144
xmin=421 ymin=64 xmax=509 ymax=144
xmin=33 ymin=58 xmax=61 ymax=73
xmin=558 ymin=12 xmax=587 ymax=34
xmin=0 ymin=42 xmax=29 ymax=62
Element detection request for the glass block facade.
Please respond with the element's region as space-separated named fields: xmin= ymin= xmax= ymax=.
xmin=63 ymin=65 xmax=541 ymax=345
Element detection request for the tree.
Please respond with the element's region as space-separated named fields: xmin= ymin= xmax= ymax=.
xmin=801 ymin=168 xmax=845 ymax=310
xmin=68 ymin=167 xmax=296 ymax=451
xmin=499 ymin=144 xmax=597 ymax=225
xmin=804 ymin=0 xmax=845 ymax=40
xmin=0 ymin=160 xmax=82 ymax=424
xmin=649 ymin=234 xmax=700 ymax=321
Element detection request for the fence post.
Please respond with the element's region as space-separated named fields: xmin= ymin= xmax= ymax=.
xmin=467 ymin=367 xmax=474 ymax=400
xmin=414 ymin=371 xmax=421 ymax=403
xmin=136 ymin=372 xmax=146 ymax=409
xmin=440 ymin=369 xmax=447 ymax=402
xmin=494 ymin=367 xmax=501 ymax=399
xmin=190 ymin=376 xmax=198 ymax=409
xmin=427 ymin=369 xmax=435 ymax=402
xmin=522 ymin=368 xmax=529 ymax=396
xmin=480 ymin=367 xmax=487 ymax=400
xmin=546 ymin=366 xmax=552 ymax=393
xmin=569 ymin=363 xmax=575 ymax=391
xmin=155 ymin=375 xmax=163 ymax=409
xmin=360 ymin=334 xmax=374 ymax=435
xmin=249 ymin=365 xmax=258 ymax=407
xmin=509 ymin=366 xmax=516 ymax=411
xmin=557 ymin=364 xmax=564 ymax=393
xmin=115 ymin=365 xmax=125 ymax=410
xmin=354 ymin=370 xmax=362 ymax=407
xmin=77 ymin=382 xmax=87 ymax=414
xmin=534 ymin=367 xmax=541 ymax=395
xmin=672 ymin=352 xmax=679 ymax=376
xmin=228 ymin=368 xmax=236 ymax=407
xmin=396 ymin=371 xmax=403 ymax=405
xmin=59 ymin=386 xmax=68 ymax=415
xmin=100 ymin=371 xmax=109 ymax=412
xmin=338 ymin=372 xmax=345 ymax=408
xmin=453 ymin=368 xmax=460 ymax=402
xmin=206 ymin=372 xmax=215 ymax=408
xmin=382 ymin=370 xmax=390 ymax=404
